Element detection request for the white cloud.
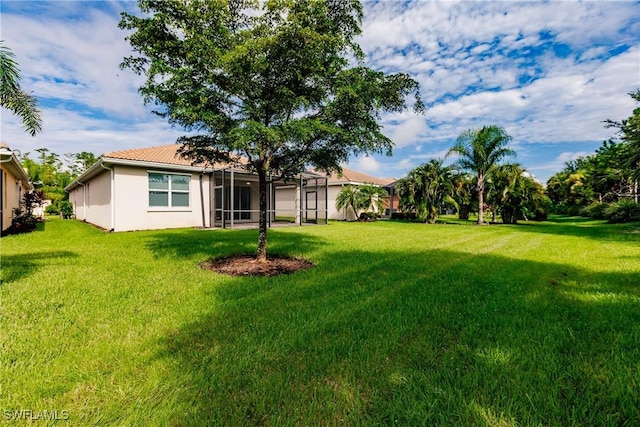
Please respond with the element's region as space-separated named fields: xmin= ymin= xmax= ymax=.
xmin=1 ymin=0 xmax=638 ymax=185
xmin=352 ymin=155 xmax=383 ymax=175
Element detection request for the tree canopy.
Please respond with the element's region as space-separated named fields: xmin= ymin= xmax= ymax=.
xmin=0 ymin=41 xmax=42 ymax=136
xmin=120 ymin=0 xmax=423 ymax=261
xmin=547 ymin=90 xmax=639 ymax=221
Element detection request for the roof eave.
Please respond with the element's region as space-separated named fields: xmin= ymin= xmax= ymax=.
xmin=1 ymin=153 xmax=33 ymax=190
xmin=64 ymin=157 xmax=214 ymax=192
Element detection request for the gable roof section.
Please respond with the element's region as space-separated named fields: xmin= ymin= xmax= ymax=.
xmin=322 ymin=168 xmax=395 ymax=186
xmin=65 ymin=144 xmax=217 ymax=192
xmin=105 ymin=144 xmax=205 ymax=167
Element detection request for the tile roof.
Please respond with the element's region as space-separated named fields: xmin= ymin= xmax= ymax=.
xmin=321 ymin=168 xmax=395 ymax=186
xmin=104 ymin=144 xmax=393 ymax=184
xmin=105 ymin=144 xmax=205 ymax=167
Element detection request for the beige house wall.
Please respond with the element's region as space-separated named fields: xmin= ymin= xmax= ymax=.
xmin=328 ymin=185 xmax=355 ymax=221
xmin=273 ymin=185 xmax=299 ymax=222
xmin=274 ymin=183 xmax=329 ymax=223
xmin=1 ymin=165 xmax=27 ymax=232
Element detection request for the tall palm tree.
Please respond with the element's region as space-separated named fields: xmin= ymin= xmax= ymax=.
xmin=0 ymin=41 xmax=42 ymax=136
xmin=447 ymin=125 xmax=515 ymax=224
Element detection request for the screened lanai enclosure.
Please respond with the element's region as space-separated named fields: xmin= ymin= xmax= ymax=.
xmin=211 ymin=168 xmax=328 ymax=229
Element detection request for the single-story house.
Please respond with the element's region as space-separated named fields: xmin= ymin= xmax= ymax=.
xmin=0 ymin=143 xmax=33 ymax=234
xmin=65 ymin=144 xmax=330 ymax=232
xmin=314 ymin=168 xmax=396 ymax=221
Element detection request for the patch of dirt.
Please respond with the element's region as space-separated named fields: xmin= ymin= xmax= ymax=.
xmin=200 ymin=254 xmax=314 ymax=277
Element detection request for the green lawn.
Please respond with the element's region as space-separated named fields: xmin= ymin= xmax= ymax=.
xmin=2 ymin=217 xmax=639 ymax=425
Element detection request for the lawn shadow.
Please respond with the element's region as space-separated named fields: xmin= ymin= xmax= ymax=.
xmin=0 ymin=251 xmax=78 ymax=284
xmin=485 ymin=216 xmax=640 ymax=243
xmin=144 ymin=227 xmax=329 ymax=262
xmin=152 ymin=247 xmax=640 ymax=425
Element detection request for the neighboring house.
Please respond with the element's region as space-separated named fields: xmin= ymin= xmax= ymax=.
xmin=321 ymin=168 xmax=396 ymax=220
xmin=65 ymin=144 xmax=329 ymax=232
xmin=0 ymin=143 xmax=33 ymax=234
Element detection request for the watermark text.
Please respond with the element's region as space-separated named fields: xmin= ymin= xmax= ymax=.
xmin=3 ymin=409 xmax=69 ymax=421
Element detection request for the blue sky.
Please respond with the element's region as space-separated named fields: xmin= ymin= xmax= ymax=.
xmin=1 ymin=0 xmax=639 ymax=184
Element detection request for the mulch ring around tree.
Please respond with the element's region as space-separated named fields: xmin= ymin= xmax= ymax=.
xmin=200 ymin=254 xmax=315 ymax=277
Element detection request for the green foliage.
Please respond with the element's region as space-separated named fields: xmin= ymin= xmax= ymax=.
xmin=447 ymin=125 xmax=515 ymax=224
xmin=0 ymin=41 xmax=42 ymax=136
xmin=396 ymin=159 xmax=455 ymax=223
xmin=549 ymin=91 xmax=640 ymax=212
xmin=64 ymin=151 xmax=101 ymax=177
xmin=120 ymin=0 xmax=422 ymax=259
xmin=44 ymin=203 xmax=60 ymax=215
xmin=486 ymin=164 xmax=549 ymax=224
xmin=20 ymin=148 xmax=97 ymax=205
xmin=580 ymin=201 xmax=609 ymax=219
xmin=335 ymin=183 xmax=387 ymax=220
xmin=58 ymin=200 xmax=74 ymax=219
xmin=4 ymin=191 xmax=44 ymax=235
xmin=604 ymin=199 xmax=640 ymax=223
xmin=450 ymin=172 xmax=476 ymax=220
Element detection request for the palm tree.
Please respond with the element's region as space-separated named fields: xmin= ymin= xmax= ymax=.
xmin=451 ymin=172 xmax=476 ymax=220
xmin=335 ymin=184 xmax=388 ymax=221
xmin=488 ymin=164 xmax=549 ymax=223
xmin=357 ymin=184 xmax=388 ymax=218
xmin=396 ymin=159 xmax=455 ymax=223
xmin=335 ymin=185 xmax=363 ymax=221
xmin=447 ymin=125 xmax=515 ymax=224
xmin=0 ymin=41 xmax=42 ymax=136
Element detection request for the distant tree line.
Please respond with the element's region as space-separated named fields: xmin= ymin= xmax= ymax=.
xmin=20 ymin=149 xmax=100 ymax=215
xmin=382 ymin=91 xmax=639 ymax=225
xmin=546 ymin=90 xmax=639 ymax=222
xmin=389 ymin=125 xmax=548 ymax=225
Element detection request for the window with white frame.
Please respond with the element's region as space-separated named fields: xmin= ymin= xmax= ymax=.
xmin=148 ymin=172 xmax=190 ymax=207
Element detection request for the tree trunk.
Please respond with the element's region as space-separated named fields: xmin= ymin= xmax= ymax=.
xmin=477 ymin=174 xmax=484 ymax=224
xmin=458 ymin=204 xmax=470 ymax=220
xmin=257 ymin=167 xmax=268 ymax=263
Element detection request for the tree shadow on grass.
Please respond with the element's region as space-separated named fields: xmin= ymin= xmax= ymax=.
xmin=0 ymin=251 xmax=78 ymax=284
xmin=151 ymin=247 xmax=640 ymax=426
xmin=144 ymin=227 xmax=329 ymax=262
xmin=487 ymin=217 xmax=640 ymax=243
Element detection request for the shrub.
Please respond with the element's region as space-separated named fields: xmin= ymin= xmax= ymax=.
xmin=580 ymin=202 xmax=609 ymax=219
xmin=604 ymin=199 xmax=640 ymax=223
xmin=58 ymin=200 xmax=74 ymax=219
xmin=45 ymin=203 xmax=60 ymax=215
xmin=10 ymin=211 xmax=38 ymax=232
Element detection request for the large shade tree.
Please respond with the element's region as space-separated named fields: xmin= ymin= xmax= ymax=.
xmin=120 ymin=0 xmax=422 ymax=262
xmin=447 ymin=125 xmax=515 ymax=224
xmin=0 ymin=41 xmax=42 ymax=136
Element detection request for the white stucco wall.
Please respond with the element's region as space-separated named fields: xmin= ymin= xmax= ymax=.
xmin=69 ymin=168 xmax=112 ymax=230
xmin=328 ymin=185 xmax=351 ymax=220
xmin=112 ymin=166 xmax=211 ymax=232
